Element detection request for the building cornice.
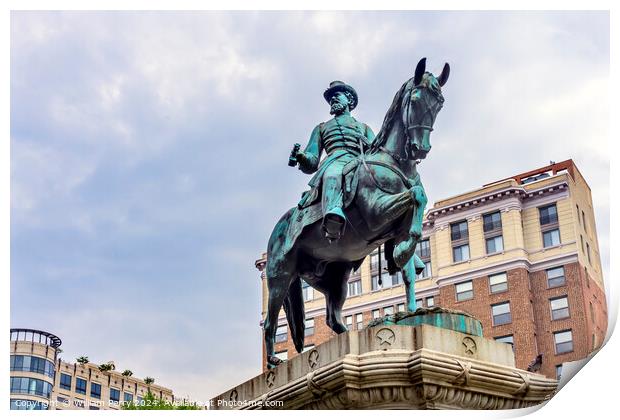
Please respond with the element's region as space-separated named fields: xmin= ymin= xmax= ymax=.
xmin=435 ymin=251 xmax=579 ymax=286
xmin=427 ymin=178 xmax=569 ymax=224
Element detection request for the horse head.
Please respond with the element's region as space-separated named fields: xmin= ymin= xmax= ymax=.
xmin=403 ymin=58 xmax=449 ymax=160
xmin=371 ymin=58 xmax=449 ymax=163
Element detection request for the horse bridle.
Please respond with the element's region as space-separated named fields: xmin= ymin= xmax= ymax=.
xmin=403 ymin=84 xmax=443 ymax=158
xmin=359 ymin=82 xmax=444 ymax=193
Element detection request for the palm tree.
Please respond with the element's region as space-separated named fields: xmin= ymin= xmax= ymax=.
xmin=144 ymin=377 xmax=155 ymax=385
xmin=98 ymin=362 xmax=115 ymax=373
xmin=77 ymin=356 xmax=89 ymax=365
xmin=122 ymin=370 xmax=133 ymax=377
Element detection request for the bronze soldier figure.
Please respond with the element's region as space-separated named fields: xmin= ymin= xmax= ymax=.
xmin=293 ymin=81 xmax=375 ymax=241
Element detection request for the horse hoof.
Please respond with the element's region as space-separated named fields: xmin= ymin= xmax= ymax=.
xmin=267 ymin=355 xmax=283 ymax=370
xmin=394 ymin=241 xmax=411 ymax=268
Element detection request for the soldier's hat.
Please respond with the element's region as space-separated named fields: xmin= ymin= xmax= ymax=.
xmin=323 ymin=81 xmax=358 ymax=110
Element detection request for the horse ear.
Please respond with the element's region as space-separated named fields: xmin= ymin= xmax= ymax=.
xmin=414 ymin=58 xmax=426 ymax=85
xmin=438 ymin=62 xmax=450 ymax=86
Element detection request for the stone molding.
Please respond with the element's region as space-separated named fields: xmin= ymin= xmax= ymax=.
xmin=212 ymin=325 xmax=556 ymax=410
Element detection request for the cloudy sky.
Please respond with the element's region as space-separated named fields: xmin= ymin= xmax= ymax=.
xmin=10 ymin=11 xmax=609 ymax=400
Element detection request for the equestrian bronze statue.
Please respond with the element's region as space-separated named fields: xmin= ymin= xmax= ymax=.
xmin=264 ymin=58 xmax=449 ymax=368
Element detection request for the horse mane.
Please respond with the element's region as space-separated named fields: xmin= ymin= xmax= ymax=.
xmin=370 ymin=77 xmax=413 ymax=152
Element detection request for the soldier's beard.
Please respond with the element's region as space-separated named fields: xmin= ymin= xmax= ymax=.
xmin=330 ymin=101 xmax=346 ymax=115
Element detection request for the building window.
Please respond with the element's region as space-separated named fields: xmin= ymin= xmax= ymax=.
xmin=554 ymin=330 xmax=573 ymax=354
xmin=543 ymin=229 xmax=561 ymax=248
xmin=356 ymin=313 xmax=364 ymax=330
xmin=10 ymin=355 xmax=55 ymax=378
xmin=10 ymin=377 xmax=53 ymax=398
xmin=370 ymin=250 xmax=379 ymax=270
xmin=345 ymin=315 xmax=353 ymax=330
xmin=546 ymin=266 xmax=565 ymax=288
xmin=416 ymin=298 xmax=423 ymax=308
xmin=110 ymin=388 xmax=120 ymax=403
xmin=580 ymin=235 xmax=585 ymax=252
xmin=371 ymin=274 xmax=380 ymax=291
xmin=556 ymin=364 xmax=563 ymax=380
xmin=76 ymin=378 xmax=87 ymax=395
xmin=590 ymin=301 xmax=595 ymax=323
xmin=383 ymin=306 xmax=394 ymax=316
xmin=371 ymin=272 xmax=393 ymax=290
xmin=89 ymin=406 xmax=100 ymax=410
xmin=492 ymin=302 xmax=512 ymax=326
xmin=539 ymin=204 xmax=560 ymax=247
xmin=392 ymin=272 xmax=403 ymax=285
xmin=348 ymin=279 xmax=362 ymax=297
xmin=427 ymin=296 xmax=435 ymax=307
xmin=305 ymin=318 xmax=315 ymax=336
xmin=415 ymin=238 xmax=432 ymax=278
xmin=397 ymin=303 xmax=405 ymax=312
xmin=124 ymin=393 xmax=133 ymax=403
xmin=456 ymin=280 xmax=473 ymax=301
xmin=90 ymin=382 xmax=101 ymax=400
xmin=576 ymin=205 xmax=580 ymax=225
xmin=582 ymin=210 xmax=587 ymax=233
xmin=302 ymin=280 xmax=314 ymax=301
xmin=550 ymin=296 xmax=570 ymax=320
xmin=483 ymin=211 xmax=502 ymax=232
xmin=489 ymin=272 xmax=508 ymax=293
xmin=486 ymin=236 xmax=504 ymax=254
xmin=451 ymin=220 xmax=468 ymax=241
xmin=586 ymin=243 xmax=592 ymax=264
xmin=539 ymin=203 xmax=558 ymax=225
xmin=275 ymin=325 xmax=288 ymax=343
xmin=370 ymin=247 xmax=389 ymax=271
xmin=417 ymin=261 xmax=432 ymax=279
xmin=60 ymin=373 xmax=72 ymax=391
xmin=372 ymin=309 xmax=381 ymax=319
xmin=484 ymin=212 xmax=504 ymax=254
xmin=451 ymin=221 xmax=469 ymax=263
xmin=274 ymin=350 xmax=288 ymax=361
xmin=494 ymin=335 xmax=514 ymax=348
xmin=452 ymin=244 xmax=470 ymax=262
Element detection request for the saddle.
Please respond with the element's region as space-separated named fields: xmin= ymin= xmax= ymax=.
xmin=297 ymin=157 xmax=362 ymax=210
xmin=278 ymin=159 xmax=362 ymax=258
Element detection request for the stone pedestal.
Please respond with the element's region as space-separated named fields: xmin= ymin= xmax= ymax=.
xmin=211 ymin=323 xmax=557 ymax=410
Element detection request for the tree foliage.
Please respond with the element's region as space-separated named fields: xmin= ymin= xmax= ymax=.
xmin=121 ymin=391 xmax=200 ymax=410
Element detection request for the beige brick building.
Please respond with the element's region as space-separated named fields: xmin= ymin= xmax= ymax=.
xmin=256 ymin=159 xmax=607 ymax=379
xmin=10 ymin=328 xmax=174 ymax=410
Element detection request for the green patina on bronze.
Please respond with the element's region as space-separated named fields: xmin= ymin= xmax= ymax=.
xmin=368 ymin=307 xmax=484 ymax=337
xmin=263 ymin=58 xmax=452 ymax=369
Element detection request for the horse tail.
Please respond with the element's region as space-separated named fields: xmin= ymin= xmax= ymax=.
xmin=282 ymin=276 xmax=305 ymax=353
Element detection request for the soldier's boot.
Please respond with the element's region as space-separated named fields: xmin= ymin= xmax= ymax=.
xmin=322 ymin=207 xmax=346 ymax=241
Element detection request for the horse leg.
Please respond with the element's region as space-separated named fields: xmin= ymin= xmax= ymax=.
xmin=316 ymin=262 xmax=351 ymax=334
xmin=394 ymin=183 xmax=428 ymax=268
xmin=401 ymin=256 xmax=418 ymax=312
xmin=264 ymin=273 xmax=295 ymax=369
xmin=371 ymin=189 xmax=415 ymax=232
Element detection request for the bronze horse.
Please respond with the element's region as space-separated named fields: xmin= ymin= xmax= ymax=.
xmin=264 ymin=58 xmax=449 ymax=368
